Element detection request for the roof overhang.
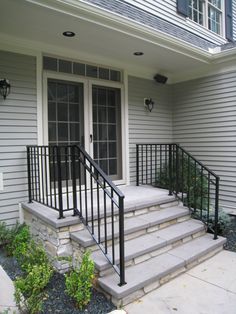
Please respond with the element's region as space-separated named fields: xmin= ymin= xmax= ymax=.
xmin=0 ymin=0 xmax=236 ymax=83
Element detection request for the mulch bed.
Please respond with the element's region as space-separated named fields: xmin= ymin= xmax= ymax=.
xmin=0 ymin=249 xmax=115 ymax=314
xmin=222 ymin=215 xmax=236 ymax=252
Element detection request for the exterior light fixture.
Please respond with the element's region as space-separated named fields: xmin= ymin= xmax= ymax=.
xmin=133 ymin=52 xmax=144 ymax=56
xmin=0 ymin=79 xmax=11 ymax=100
xmin=144 ymin=98 xmax=154 ymax=112
xmin=63 ymin=31 xmax=75 ymax=37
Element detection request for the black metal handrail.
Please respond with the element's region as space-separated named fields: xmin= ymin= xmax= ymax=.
xmin=27 ymin=145 xmax=126 ymax=286
xmin=136 ymin=143 xmax=220 ymax=240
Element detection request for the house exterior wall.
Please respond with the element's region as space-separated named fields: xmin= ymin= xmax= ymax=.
xmin=173 ymin=71 xmax=236 ymax=210
xmin=0 ymin=50 xmax=37 ymax=226
xmin=233 ymin=0 xmax=236 ymax=40
xmin=116 ymin=0 xmax=227 ymax=45
xmin=128 ymin=76 xmax=173 ymax=184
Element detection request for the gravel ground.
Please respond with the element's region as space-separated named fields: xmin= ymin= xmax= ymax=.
xmin=222 ymin=215 xmax=236 ymax=252
xmin=0 ymin=249 xmax=115 ymax=314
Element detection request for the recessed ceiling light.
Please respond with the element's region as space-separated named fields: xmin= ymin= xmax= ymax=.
xmin=63 ymin=31 xmax=75 ymax=37
xmin=133 ymin=52 xmax=144 ymax=56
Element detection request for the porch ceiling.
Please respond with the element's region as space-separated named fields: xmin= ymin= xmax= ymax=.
xmin=0 ymin=0 xmax=212 ymax=81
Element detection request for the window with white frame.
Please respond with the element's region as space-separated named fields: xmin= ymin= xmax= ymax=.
xmin=188 ymin=0 xmax=223 ymax=35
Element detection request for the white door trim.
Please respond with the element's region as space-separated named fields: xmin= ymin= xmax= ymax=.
xmin=42 ymin=71 xmax=127 ymax=185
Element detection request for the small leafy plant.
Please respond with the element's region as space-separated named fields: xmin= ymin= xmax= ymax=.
xmin=14 ymin=263 xmax=53 ymax=314
xmin=0 ymin=222 xmax=22 ymax=253
xmin=65 ymin=251 xmax=95 ymax=309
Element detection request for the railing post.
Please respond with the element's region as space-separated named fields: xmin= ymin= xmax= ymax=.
xmin=27 ymin=146 xmax=32 ymax=203
xmin=168 ymin=144 xmax=173 ymax=196
xmin=214 ymin=177 xmax=219 ymax=240
xmin=71 ymin=145 xmax=78 ymax=217
xmin=136 ymin=145 xmax=139 ymax=186
xmin=56 ymin=146 xmax=64 ymax=219
xmin=175 ymin=145 xmax=179 ymax=196
xmin=118 ymin=196 xmax=126 ymax=286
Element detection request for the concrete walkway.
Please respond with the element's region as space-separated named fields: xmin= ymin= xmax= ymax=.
xmin=0 ymin=250 xmax=236 ymax=314
xmin=0 ymin=266 xmax=18 ymax=313
xmin=125 ymin=250 xmax=236 ymax=314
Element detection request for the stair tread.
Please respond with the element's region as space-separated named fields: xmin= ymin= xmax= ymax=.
xmin=98 ymin=234 xmax=226 ymax=299
xmin=71 ymin=205 xmax=190 ymax=247
xmin=92 ymin=219 xmax=205 ymax=271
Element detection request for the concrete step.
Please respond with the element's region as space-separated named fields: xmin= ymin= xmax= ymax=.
xmin=98 ymin=234 xmax=226 ymax=306
xmin=70 ymin=205 xmax=190 ymax=247
xmin=92 ymin=219 xmax=205 ymax=273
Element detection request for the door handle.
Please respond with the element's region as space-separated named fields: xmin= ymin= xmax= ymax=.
xmin=90 ymin=134 xmax=93 ymax=143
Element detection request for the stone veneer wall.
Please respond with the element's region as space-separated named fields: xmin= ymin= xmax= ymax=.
xmin=22 ymin=203 xmax=84 ymax=273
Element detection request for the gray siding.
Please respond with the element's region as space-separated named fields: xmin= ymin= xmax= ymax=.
xmin=0 ymin=51 xmax=37 ymax=226
xmin=173 ymin=72 xmax=236 ymax=209
xmin=233 ymin=0 xmax=236 ymax=40
xmin=128 ymin=76 xmax=173 ymax=184
xmin=124 ymin=0 xmax=226 ymax=44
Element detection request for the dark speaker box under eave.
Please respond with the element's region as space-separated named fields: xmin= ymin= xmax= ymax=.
xmin=154 ymin=74 xmax=168 ymax=84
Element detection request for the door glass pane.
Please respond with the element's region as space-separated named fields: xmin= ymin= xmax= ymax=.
xmin=92 ymin=85 xmax=122 ymax=179
xmin=48 ymin=79 xmax=84 ymax=182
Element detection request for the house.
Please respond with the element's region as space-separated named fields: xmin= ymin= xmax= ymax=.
xmin=0 ymin=0 xmax=235 ymax=305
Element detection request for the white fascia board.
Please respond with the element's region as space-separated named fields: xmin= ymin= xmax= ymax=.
xmin=25 ymin=0 xmax=212 ymax=63
xmin=211 ymin=48 xmax=236 ymax=63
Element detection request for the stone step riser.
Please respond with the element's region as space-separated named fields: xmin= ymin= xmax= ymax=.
xmin=96 ymin=228 xmax=206 ymax=277
xmin=85 ymin=200 xmax=180 ymax=226
xmin=71 ymin=213 xmax=191 ymax=255
xmin=107 ymin=245 xmax=224 ymax=307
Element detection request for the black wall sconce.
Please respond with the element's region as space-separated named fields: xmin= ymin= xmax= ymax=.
xmin=0 ymin=79 xmax=11 ymax=100
xmin=144 ymin=98 xmax=154 ymax=112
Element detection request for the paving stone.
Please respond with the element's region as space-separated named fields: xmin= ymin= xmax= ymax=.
xmin=98 ymin=253 xmax=184 ymax=299
xmin=169 ymin=234 xmax=226 ymax=264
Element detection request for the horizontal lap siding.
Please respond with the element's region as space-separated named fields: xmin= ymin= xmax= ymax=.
xmin=0 ymin=51 xmax=37 ymax=226
xmin=173 ymin=72 xmax=236 ymax=209
xmin=124 ymin=0 xmax=225 ymax=44
xmin=128 ymin=76 xmax=173 ymax=184
xmin=233 ymin=0 xmax=236 ymax=40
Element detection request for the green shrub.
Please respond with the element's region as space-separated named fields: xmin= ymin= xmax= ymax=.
xmin=207 ymin=208 xmax=231 ymax=235
xmin=65 ymin=251 xmax=95 ymax=309
xmin=15 ymin=239 xmax=49 ymax=272
xmin=10 ymin=224 xmax=31 ymax=258
xmin=0 ymin=222 xmax=22 ymax=253
xmin=14 ymin=263 xmax=53 ymax=314
xmin=156 ymin=154 xmax=209 ymax=210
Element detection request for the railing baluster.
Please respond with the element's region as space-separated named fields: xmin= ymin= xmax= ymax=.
xmin=97 ymin=175 xmax=101 ymax=243
xmin=136 ymin=145 xmax=139 ymax=186
xmin=90 ymin=164 xmax=94 ymax=234
xmin=214 ymin=177 xmax=219 ymax=240
xmin=40 ymin=147 xmax=44 ymax=204
xmin=27 ymin=146 xmax=32 ymax=203
xmin=44 ymin=147 xmax=49 ymax=206
xmin=71 ymin=146 xmax=78 ymax=217
xmin=168 ymin=144 xmax=173 ymax=196
xmin=118 ymin=195 xmax=126 ymax=286
xmin=104 ymin=180 xmax=107 ymax=254
xmin=181 ymin=149 xmax=184 ymax=202
xmin=65 ymin=146 xmax=69 ymax=211
xmin=150 ymin=145 xmax=153 ymax=185
xmin=175 ymin=145 xmax=179 ymax=196
xmin=200 ymin=166 xmax=203 ymax=219
xmin=56 ymin=146 xmax=64 ymax=219
xmin=111 ymin=189 xmax=115 ymax=264
xmin=37 ymin=146 xmax=41 ymax=203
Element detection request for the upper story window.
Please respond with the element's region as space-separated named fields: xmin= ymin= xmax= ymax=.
xmin=188 ymin=0 xmax=223 ymax=35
